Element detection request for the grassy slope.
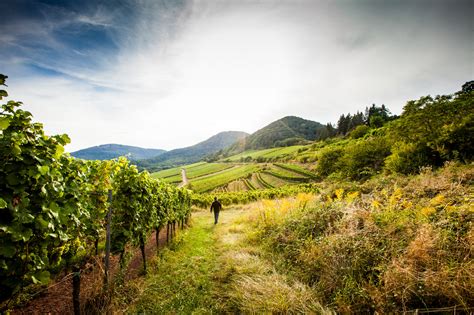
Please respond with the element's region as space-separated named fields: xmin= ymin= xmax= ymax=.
xmin=249 ymin=163 xmax=474 ymax=312
xmin=224 ymin=145 xmax=306 ymax=161
xmin=116 ymin=163 xmax=472 ymax=313
xmin=125 ymin=208 xmax=327 ymax=314
xmin=150 ymin=162 xmax=205 ymax=179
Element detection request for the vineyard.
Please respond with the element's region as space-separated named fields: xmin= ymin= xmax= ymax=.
xmin=0 ymin=75 xmax=192 ymax=310
xmin=224 ymin=145 xmax=306 ymax=162
xmin=152 ymin=161 xmax=318 ymax=193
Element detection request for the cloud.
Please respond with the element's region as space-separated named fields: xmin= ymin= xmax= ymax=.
xmin=0 ymin=0 xmax=472 ymax=152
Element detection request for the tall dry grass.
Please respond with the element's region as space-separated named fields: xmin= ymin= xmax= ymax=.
xmin=247 ymin=162 xmax=474 ymax=312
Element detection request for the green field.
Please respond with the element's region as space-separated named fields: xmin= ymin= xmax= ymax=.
xmin=267 ymin=164 xmax=308 ymax=180
xmin=259 ymin=172 xmax=288 ymax=187
xmin=224 ymin=145 xmax=307 ymax=161
xmin=150 ymin=162 xmax=205 ymax=179
xmin=150 ymin=153 xmax=318 ymax=193
xmin=274 ymin=163 xmax=317 ymax=178
xmin=189 ymin=164 xmax=262 ymax=192
xmin=151 ymin=162 xmax=234 ymax=184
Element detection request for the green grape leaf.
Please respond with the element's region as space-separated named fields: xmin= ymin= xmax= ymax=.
xmin=6 ymin=173 xmax=20 ymax=186
xmin=2 ymin=224 xmax=34 ymax=241
xmin=54 ymin=145 xmax=64 ymax=159
xmin=0 ymin=116 xmax=10 ymax=130
xmin=59 ymin=134 xmax=71 ymax=144
xmin=0 ymin=198 xmax=7 ymax=209
xmin=12 ymin=144 xmax=21 ymax=156
xmin=0 ymin=243 xmax=16 ymax=258
xmin=35 ymin=215 xmax=50 ymax=230
xmin=31 ymin=270 xmax=50 ymax=284
xmin=38 ymin=165 xmax=50 ymax=176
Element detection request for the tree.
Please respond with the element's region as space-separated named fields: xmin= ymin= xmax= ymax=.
xmin=365 ymin=104 xmax=392 ymax=127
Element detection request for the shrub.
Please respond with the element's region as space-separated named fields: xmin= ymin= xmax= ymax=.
xmin=339 ymin=137 xmax=391 ymax=180
xmin=384 ymin=142 xmax=432 ymax=174
xmin=349 ymin=125 xmax=370 ymax=139
xmin=315 ymin=146 xmax=344 ymax=177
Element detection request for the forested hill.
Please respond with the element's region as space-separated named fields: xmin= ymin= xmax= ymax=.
xmin=71 ymin=144 xmax=166 ymax=160
xmin=137 ymin=131 xmax=248 ymax=171
xmin=229 ymin=116 xmax=325 ymax=152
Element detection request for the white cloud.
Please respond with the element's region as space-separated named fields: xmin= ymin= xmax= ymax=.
xmin=3 ymin=0 xmax=472 ymax=152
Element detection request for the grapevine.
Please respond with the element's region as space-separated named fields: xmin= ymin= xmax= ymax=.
xmin=0 ymin=75 xmax=193 ymax=301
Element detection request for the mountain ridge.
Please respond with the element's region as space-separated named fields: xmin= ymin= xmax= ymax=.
xmin=136 ymin=131 xmax=249 ymax=171
xmin=71 ymin=144 xmax=166 ymax=160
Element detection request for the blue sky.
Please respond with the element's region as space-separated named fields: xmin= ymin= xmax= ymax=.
xmin=1 ymin=0 xmax=472 ymax=151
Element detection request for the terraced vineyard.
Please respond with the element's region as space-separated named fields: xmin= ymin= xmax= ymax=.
xmin=150 ymin=149 xmax=318 ymax=193
xmin=190 ymin=164 xmax=261 ymax=192
xmin=224 ymin=145 xmax=307 ymax=161
xmin=151 ymin=162 xmax=233 ymax=183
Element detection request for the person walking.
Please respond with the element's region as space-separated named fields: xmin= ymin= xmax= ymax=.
xmin=210 ymin=197 xmax=222 ymax=224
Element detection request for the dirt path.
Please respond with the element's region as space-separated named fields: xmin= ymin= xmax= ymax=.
xmin=126 ymin=207 xmax=325 ymax=313
xmin=178 ymin=168 xmax=188 ymax=187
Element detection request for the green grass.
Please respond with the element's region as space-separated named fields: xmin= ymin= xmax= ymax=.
xmin=150 ymin=162 xmax=205 ymax=179
xmin=224 ymin=145 xmax=307 ymax=161
xmin=186 ymin=163 xmax=234 ymax=179
xmin=151 ymin=162 xmax=235 ymax=184
xmin=274 ymin=163 xmax=317 ymax=178
xmin=249 ymin=173 xmax=267 ymax=189
xmin=268 ymin=165 xmax=309 ymax=180
xmin=259 ymin=172 xmax=289 ymax=187
xmin=129 ymin=216 xmax=221 ymax=314
xmin=190 ymin=164 xmax=262 ymax=192
xmin=126 ymin=208 xmax=327 ymax=314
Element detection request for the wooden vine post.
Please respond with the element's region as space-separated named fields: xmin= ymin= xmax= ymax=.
xmin=103 ymin=189 xmax=113 ymax=290
xmin=72 ymin=265 xmax=81 ymax=315
xmin=155 ymin=227 xmax=160 ymax=249
xmin=140 ymin=236 xmax=147 ymax=274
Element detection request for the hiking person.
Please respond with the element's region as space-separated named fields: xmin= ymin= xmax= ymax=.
xmin=210 ymin=197 xmax=222 ymax=224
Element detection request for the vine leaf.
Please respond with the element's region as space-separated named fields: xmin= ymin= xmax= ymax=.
xmin=0 ymin=198 xmax=7 ymax=209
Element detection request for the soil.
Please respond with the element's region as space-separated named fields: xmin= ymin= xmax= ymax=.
xmin=10 ymin=226 xmax=175 ymax=315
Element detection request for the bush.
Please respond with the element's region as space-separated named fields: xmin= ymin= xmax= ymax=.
xmin=384 ymin=142 xmax=432 ymax=174
xmin=315 ymin=146 xmax=344 ymax=177
xmin=349 ymin=125 xmax=370 ymax=139
xmin=339 ymin=137 xmax=391 ymax=180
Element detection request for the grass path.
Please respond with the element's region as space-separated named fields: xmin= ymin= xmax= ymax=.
xmin=121 ymin=207 xmax=328 ymax=314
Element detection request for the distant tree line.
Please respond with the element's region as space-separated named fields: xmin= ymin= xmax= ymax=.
xmin=315 ymin=104 xmax=398 ymax=141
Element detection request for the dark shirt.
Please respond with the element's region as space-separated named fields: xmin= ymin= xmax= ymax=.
xmin=210 ymin=200 xmax=222 ymax=212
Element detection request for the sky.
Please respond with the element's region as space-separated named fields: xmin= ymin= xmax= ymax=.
xmin=0 ymin=0 xmax=472 ymax=152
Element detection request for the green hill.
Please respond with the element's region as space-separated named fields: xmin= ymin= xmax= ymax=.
xmin=137 ymin=131 xmax=248 ymax=172
xmin=220 ymin=116 xmax=324 ymax=159
xmin=71 ymin=144 xmax=166 ymax=160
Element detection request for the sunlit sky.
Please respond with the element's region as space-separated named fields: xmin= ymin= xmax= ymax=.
xmin=1 ymin=0 xmax=472 ymax=151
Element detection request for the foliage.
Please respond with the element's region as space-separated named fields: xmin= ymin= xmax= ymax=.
xmin=384 ymin=142 xmax=432 ymax=174
xmin=339 ymin=137 xmax=391 ymax=180
xmin=314 ymin=146 xmax=345 ymax=177
xmin=387 ymin=92 xmax=474 ymax=165
xmin=0 ymin=76 xmax=192 ymax=302
xmin=192 ymin=184 xmax=319 ymax=208
xmin=349 ymin=124 xmax=370 ymax=139
xmin=249 ymin=163 xmax=474 ymax=312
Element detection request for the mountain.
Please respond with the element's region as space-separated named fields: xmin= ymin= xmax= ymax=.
xmin=228 ymin=116 xmax=325 ymax=153
xmin=71 ymin=144 xmax=166 ymax=160
xmin=137 ymin=131 xmax=249 ymax=171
